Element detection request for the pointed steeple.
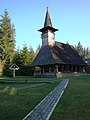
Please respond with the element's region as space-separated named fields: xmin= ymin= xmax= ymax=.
xmin=38 ymin=8 xmax=58 ymax=32
xmin=38 ymin=8 xmax=58 ymax=47
xmin=44 ymin=7 xmax=52 ymax=27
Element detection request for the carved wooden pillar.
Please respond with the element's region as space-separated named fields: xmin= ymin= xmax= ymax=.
xmin=67 ymin=65 xmax=69 ymax=72
xmin=79 ymin=66 xmax=81 ymax=72
xmin=39 ymin=67 xmax=41 ymax=74
xmin=71 ymin=65 xmax=73 ymax=72
xmin=49 ymin=66 xmax=51 ymax=72
xmin=55 ymin=65 xmax=58 ymax=73
xmin=42 ymin=66 xmax=45 ymax=74
xmin=75 ymin=66 xmax=77 ymax=72
xmin=62 ymin=65 xmax=64 ymax=72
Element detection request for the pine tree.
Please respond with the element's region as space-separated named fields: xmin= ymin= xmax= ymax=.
xmin=0 ymin=9 xmax=15 ymax=75
xmin=13 ymin=47 xmax=21 ymax=65
xmin=29 ymin=45 xmax=35 ymax=64
xmin=75 ymin=42 xmax=90 ymax=58
xmin=36 ymin=44 xmax=41 ymax=55
xmin=66 ymin=41 xmax=69 ymax=45
xmin=85 ymin=47 xmax=89 ymax=58
xmin=75 ymin=41 xmax=84 ymax=58
xmin=20 ymin=44 xmax=31 ymax=66
xmin=15 ymin=44 xmax=35 ymax=76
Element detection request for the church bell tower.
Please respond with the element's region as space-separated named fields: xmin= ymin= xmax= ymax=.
xmin=38 ymin=8 xmax=58 ymax=47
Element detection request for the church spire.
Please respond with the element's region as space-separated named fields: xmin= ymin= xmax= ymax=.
xmin=44 ymin=7 xmax=52 ymax=27
xmin=38 ymin=8 xmax=58 ymax=47
xmin=38 ymin=8 xmax=58 ymax=32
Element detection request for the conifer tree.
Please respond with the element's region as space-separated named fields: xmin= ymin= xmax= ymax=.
xmin=20 ymin=44 xmax=31 ymax=66
xmin=75 ymin=41 xmax=84 ymax=58
xmin=13 ymin=47 xmax=21 ymax=65
xmin=29 ymin=45 xmax=35 ymax=64
xmin=36 ymin=44 xmax=41 ymax=55
xmin=15 ymin=44 xmax=35 ymax=75
xmin=85 ymin=47 xmax=89 ymax=58
xmin=0 ymin=9 xmax=15 ymax=75
xmin=75 ymin=41 xmax=90 ymax=58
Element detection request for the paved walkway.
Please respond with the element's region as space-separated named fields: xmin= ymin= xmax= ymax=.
xmin=23 ymin=79 xmax=69 ymax=120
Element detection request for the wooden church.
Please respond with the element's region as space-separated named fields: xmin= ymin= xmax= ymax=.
xmin=31 ymin=8 xmax=86 ymax=77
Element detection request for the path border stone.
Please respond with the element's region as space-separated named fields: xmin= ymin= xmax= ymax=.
xmin=23 ymin=79 xmax=69 ymax=120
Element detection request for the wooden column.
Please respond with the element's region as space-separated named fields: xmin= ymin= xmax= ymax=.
xmin=49 ymin=66 xmax=51 ymax=72
xmin=71 ymin=65 xmax=73 ymax=72
xmin=75 ymin=66 xmax=77 ymax=72
xmin=62 ymin=65 xmax=64 ymax=72
xmin=39 ymin=67 xmax=41 ymax=74
xmin=42 ymin=66 xmax=45 ymax=74
xmin=67 ymin=65 xmax=69 ymax=72
xmin=79 ymin=66 xmax=81 ymax=72
xmin=55 ymin=65 xmax=58 ymax=73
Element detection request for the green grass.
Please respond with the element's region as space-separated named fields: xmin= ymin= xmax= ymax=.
xmin=0 ymin=75 xmax=90 ymax=120
xmin=50 ymin=75 xmax=90 ymax=120
xmin=0 ymin=76 xmax=59 ymax=82
xmin=0 ymin=77 xmax=60 ymax=120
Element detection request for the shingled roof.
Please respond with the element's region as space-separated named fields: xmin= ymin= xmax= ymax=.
xmin=30 ymin=42 xmax=86 ymax=67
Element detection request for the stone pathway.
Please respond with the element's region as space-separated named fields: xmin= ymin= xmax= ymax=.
xmin=23 ymin=79 xmax=69 ymax=120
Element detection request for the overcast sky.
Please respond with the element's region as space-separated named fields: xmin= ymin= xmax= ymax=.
xmin=0 ymin=0 xmax=90 ymax=51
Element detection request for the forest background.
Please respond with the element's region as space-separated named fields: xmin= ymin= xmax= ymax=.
xmin=0 ymin=10 xmax=90 ymax=76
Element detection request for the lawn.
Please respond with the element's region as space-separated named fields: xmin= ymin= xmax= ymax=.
xmin=0 ymin=76 xmax=60 ymax=120
xmin=0 ymin=75 xmax=90 ymax=120
xmin=0 ymin=76 xmax=58 ymax=82
xmin=50 ymin=75 xmax=90 ymax=120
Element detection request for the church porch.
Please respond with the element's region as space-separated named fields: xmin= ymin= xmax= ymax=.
xmin=33 ymin=64 xmax=84 ymax=77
